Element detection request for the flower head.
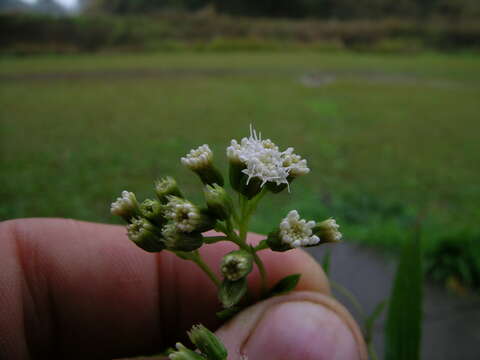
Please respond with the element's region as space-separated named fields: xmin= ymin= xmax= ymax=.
xmin=181 ymin=144 xmax=213 ymax=170
xmin=126 ymin=217 xmax=165 ymax=252
xmin=221 ymin=250 xmax=253 ymax=281
xmin=314 ymin=218 xmax=342 ymax=243
xmin=279 ymin=210 xmax=320 ymax=248
xmin=155 ymin=176 xmax=182 ymax=203
xmin=161 ymin=223 xmax=203 ymax=252
xmin=282 ymin=148 xmax=310 ymax=177
xmin=110 ymin=190 xmax=139 ymax=221
xmin=227 ymin=125 xmax=309 ymax=189
xmin=163 ymin=196 xmax=201 ymax=232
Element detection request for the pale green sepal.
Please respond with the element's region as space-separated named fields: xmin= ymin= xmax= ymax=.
xmin=188 ymin=324 xmax=228 ymax=360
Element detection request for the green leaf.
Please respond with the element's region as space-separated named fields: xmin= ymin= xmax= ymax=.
xmin=219 ymin=278 xmax=248 ymax=308
xmin=385 ymin=232 xmax=423 ymax=360
xmin=216 ymin=306 xmax=243 ymax=321
xmin=365 ymin=300 xmax=387 ymax=343
xmin=322 ymin=249 xmax=332 ymax=276
xmin=267 ymin=274 xmax=301 ymax=297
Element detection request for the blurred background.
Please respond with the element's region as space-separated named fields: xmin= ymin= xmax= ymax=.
xmin=1 ymin=1 xmax=479 ymax=358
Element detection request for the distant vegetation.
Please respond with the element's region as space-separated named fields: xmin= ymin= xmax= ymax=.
xmin=1 ymin=12 xmax=480 ymax=55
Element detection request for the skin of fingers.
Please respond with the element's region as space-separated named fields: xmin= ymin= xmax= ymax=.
xmin=0 ymin=218 xmax=329 ymax=359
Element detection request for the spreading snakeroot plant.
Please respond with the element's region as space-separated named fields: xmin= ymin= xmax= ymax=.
xmin=111 ymin=126 xmax=342 ymax=359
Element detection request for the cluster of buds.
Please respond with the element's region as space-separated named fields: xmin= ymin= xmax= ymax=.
xmin=111 ymin=125 xmax=342 ymax=312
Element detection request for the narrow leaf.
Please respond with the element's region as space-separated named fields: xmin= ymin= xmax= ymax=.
xmin=322 ymin=249 xmax=332 ymax=276
xmin=216 ymin=306 xmax=243 ymax=321
xmin=384 ymin=232 xmax=423 ymax=360
xmin=219 ymin=278 xmax=247 ymax=308
xmin=268 ymin=274 xmax=301 ymax=297
xmin=365 ymin=300 xmax=387 ymax=343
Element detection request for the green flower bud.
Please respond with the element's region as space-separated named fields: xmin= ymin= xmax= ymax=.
xmin=266 ymin=230 xmax=292 ymax=252
xmin=110 ymin=190 xmax=140 ymax=222
xmin=188 ymin=324 xmax=228 ymax=360
xmin=127 ymin=218 xmax=165 ymax=252
xmin=163 ymin=196 xmax=215 ymax=233
xmin=220 ymin=250 xmax=253 ymax=281
xmin=155 ymin=176 xmax=183 ymax=204
xmin=181 ymin=145 xmax=224 ymax=186
xmin=169 ymin=343 xmax=206 ymax=360
xmin=204 ymin=184 xmax=233 ymax=220
xmin=228 ymin=160 xmax=245 ymax=193
xmin=139 ymin=198 xmax=165 ymax=225
xmin=162 ymin=223 xmax=203 ymax=252
xmin=313 ymin=218 xmax=343 ymax=243
xmin=266 ymin=181 xmax=288 ymax=194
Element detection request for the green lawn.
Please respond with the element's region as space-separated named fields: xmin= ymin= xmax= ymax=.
xmin=1 ymin=51 xmax=479 ymax=264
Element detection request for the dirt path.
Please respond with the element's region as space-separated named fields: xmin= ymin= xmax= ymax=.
xmin=307 ymin=243 xmax=480 ymax=360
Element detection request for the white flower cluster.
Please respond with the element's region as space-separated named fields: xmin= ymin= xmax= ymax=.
xmin=226 ymin=125 xmax=309 ymax=187
xmin=110 ymin=190 xmax=137 ymax=217
xmin=319 ymin=218 xmax=343 ymax=242
xmin=279 ymin=210 xmax=320 ymax=248
xmin=163 ymin=196 xmax=201 ymax=232
xmin=181 ymin=144 xmax=213 ymax=170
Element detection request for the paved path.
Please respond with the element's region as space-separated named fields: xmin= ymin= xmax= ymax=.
xmin=307 ymin=244 xmax=480 ymax=360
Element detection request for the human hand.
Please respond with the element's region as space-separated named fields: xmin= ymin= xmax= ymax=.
xmin=0 ymin=218 xmax=367 ymax=359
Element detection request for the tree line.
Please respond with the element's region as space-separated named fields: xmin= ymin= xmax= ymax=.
xmin=85 ymin=0 xmax=480 ymax=20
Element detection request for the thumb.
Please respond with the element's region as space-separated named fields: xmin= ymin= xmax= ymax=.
xmin=216 ymin=291 xmax=368 ymax=360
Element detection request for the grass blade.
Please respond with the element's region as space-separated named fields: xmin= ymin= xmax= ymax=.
xmin=384 ymin=231 xmax=423 ymax=360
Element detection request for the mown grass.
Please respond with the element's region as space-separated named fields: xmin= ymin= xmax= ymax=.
xmin=1 ymin=51 xmax=479 ymax=278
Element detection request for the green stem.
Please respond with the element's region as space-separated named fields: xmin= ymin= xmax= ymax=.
xmin=368 ymin=343 xmax=379 ymax=360
xmin=330 ymin=280 xmax=366 ymax=320
xmin=252 ymin=248 xmax=268 ymax=296
xmin=204 ymin=236 xmax=229 ymax=244
xmin=191 ymin=250 xmax=220 ymax=287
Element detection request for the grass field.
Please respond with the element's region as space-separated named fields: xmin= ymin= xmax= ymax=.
xmin=1 ymin=51 xmax=480 ymax=280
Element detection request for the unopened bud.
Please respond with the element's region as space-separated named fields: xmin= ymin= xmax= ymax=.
xmin=266 ymin=230 xmax=292 ymax=252
xmin=110 ymin=190 xmax=140 ymax=222
xmin=188 ymin=324 xmax=228 ymax=360
xmin=220 ymin=250 xmax=253 ymax=281
xmin=313 ymin=218 xmax=342 ymax=243
xmin=139 ymin=199 xmax=165 ymax=225
xmin=162 ymin=223 xmax=203 ymax=252
xmin=169 ymin=343 xmax=206 ymax=360
xmin=181 ymin=145 xmax=224 ymax=186
xmin=127 ymin=218 xmax=165 ymax=252
xmin=204 ymin=184 xmax=233 ymax=220
xmin=155 ymin=176 xmax=183 ymax=203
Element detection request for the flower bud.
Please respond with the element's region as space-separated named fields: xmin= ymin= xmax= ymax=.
xmin=162 ymin=223 xmax=203 ymax=252
xmin=181 ymin=145 xmax=224 ymax=186
xmin=266 ymin=230 xmax=292 ymax=252
xmin=220 ymin=250 xmax=253 ymax=281
xmin=127 ymin=217 xmax=165 ymax=252
xmin=188 ymin=324 xmax=228 ymax=360
xmin=169 ymin=343 xmax=206 ymax=360
xmin=110 ymin=190 xmax=140 ymax=222
xmin=155 ymin=176 xmax=183 ymax=203
xmin=313 ymin=218 xmax=342 ymax=243
xmin=204 ymin=184 xmax=233 ymax=220
xmin=139 ymin=198 xmax=165 ymax=225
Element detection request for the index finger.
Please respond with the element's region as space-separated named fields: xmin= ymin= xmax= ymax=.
xmin=0 ymin=218 xmax=329 ymax=359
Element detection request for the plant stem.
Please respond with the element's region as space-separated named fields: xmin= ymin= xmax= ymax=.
xmin=368 ymin=343 xmax=379 ymax=360
xmin=330 ymin=280 xmax=366 ymax=320
xmin=191 ymin=250 xmax=220 ymax=287
xmin=252 ymin=248 xmax=268 ymax=296
xmin=204 ymin=236 xmax=229 ymax=244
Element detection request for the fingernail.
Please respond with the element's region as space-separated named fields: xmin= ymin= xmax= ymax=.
xmin=242 ymin=301 xmax=360 ymax=360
